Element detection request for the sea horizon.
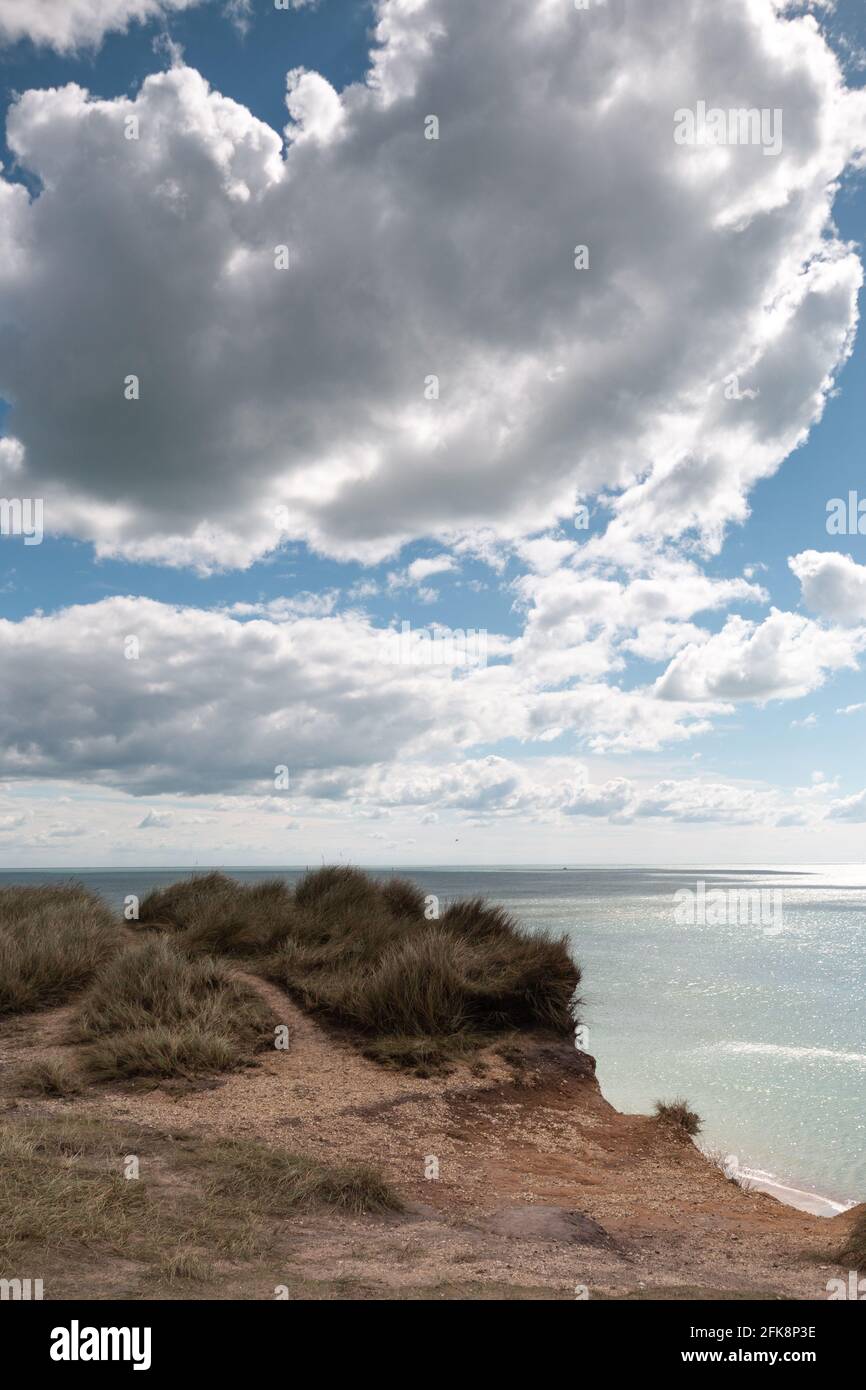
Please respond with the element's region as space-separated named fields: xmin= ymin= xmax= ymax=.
xmin=3 ymin=859 xmax=866 ymax=872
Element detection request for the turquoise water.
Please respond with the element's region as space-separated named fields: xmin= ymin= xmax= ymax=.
xmin=3 ymin=862 xmax=864 ymax=1206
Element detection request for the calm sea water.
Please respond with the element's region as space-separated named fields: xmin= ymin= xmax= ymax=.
xmin=4 ymin=862 xmax=864 ymax=1207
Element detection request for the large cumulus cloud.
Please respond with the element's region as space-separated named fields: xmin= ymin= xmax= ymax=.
xmin=0 ymin=0 xmax=864 ymax=569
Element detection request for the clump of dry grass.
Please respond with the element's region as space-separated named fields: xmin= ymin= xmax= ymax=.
xmin=653 ymin=1098 xmax=703 ymax=1137
xmin=83 ymin=1026 xmax=242 ymax=1082
xmin=197 ymin=1136 xmax=404 ymax=1216
xmin=15 ymin=1057 xmax=83 ymax=1097
xmin=0 ymin=884 xmax=118 ymax=1015
xmin=138 ymin=872 xmax=236 ymax=929
xmin=71 ymin=936 xmax=273 ymax=1080
xmin=3 ymin=868 xmax=581 ymax=1076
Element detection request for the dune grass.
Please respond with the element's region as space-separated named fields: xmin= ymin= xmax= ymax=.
xmin=1 ymin=867 xmax=581 ymax=1078
xmin=71 ymin=936 xmax=274 ymax=1080
xmin=136 ymin=865 xmax=581 ymax=1070
xmin=137 ymin=872 xmax=295 ymax=956
xmin=263 ymin=871 xmax=580 ymax=1051
xmin=0 ymin=883 xmax=117 ymax=1015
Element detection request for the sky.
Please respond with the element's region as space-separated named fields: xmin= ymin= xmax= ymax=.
xmin=0 ymin=0 xmax=866 ymax=867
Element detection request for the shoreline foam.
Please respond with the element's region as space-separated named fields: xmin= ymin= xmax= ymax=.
xmin=738 ymin=1167 xmax=855 ymax=1218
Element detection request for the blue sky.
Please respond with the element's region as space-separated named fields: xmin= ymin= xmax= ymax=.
xmin=1 ymin=0 xmax=866 ymax=865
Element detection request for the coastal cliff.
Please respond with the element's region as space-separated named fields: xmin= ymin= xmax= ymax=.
xmin=0 ymin=870 xmax=860 ymax=1300
xmin=2 ymin=975 xmax=860 ymax=1300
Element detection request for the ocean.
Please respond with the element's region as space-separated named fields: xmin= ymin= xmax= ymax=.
xmin=4 ymin=862 xmax=864 ymax=1213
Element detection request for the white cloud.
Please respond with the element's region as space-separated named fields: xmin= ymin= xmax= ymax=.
xmin=654 ymin=608 xmax=864 ymax=703
xmin=1 ymin=583 xmax=853 ymax=803
xmin=387 ymin=553 xmax=458 ymax=596
xmin=0 ymin=0 xmax=863 ymax=569
xmin=405 ymin=555 xmax=456 ymax=584
xmin=223 ymin=0 xmax=252 ymax=38
xmin=0 ymin=0 xmax=204 ymax=51
xmin=284 ymin=68 xmax=345 ymax=144
xmin=3 ymin=1 xmax=866 ymax=857
xmin=359 ymin=756 xmax=842 ymax=829
xmin=511 ymin=555 xmax=766 ymax=688
xmin=789 ymin=549 xmax=866 ymax=622
xmin=0 ymin=595 xmax=740 ymax=803
xmin=227 ymin=591 xmax=339 ymax=619
xmin=828 ymin=788 xmax=866 ymax=821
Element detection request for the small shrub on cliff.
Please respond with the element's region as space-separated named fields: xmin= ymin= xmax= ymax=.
xmin=653 ymin=1098 xmax=703 ymax=1136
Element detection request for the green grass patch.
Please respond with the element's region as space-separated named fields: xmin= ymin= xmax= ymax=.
xmin=0 ymin=1117 xmax=153 ymax=1258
